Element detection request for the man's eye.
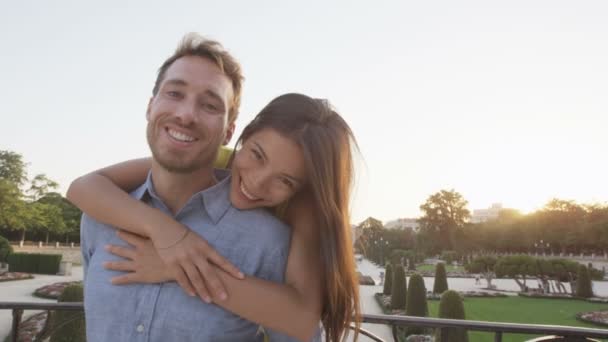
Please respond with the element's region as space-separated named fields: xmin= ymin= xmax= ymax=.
xmin=202 ymin=103 xmax=218 ymax=112
xmin=167 ymin=91 xmax=182 ymax=98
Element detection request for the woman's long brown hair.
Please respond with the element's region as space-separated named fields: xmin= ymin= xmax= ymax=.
xmin=234 ymin=93 xmax=361 ymax=341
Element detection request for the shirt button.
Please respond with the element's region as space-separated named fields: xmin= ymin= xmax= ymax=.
xmin=136 ymin=324 xmax=145 ymax=333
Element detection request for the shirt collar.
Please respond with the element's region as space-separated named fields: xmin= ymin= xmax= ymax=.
xmin=131 ymin=169 xmax=232 ymax=224
xmin=199 ymin=169 xmax=232 ymax=224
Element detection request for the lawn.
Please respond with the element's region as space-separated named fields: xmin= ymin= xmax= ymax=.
xmin=425 ymin=296 xmax=608 ymax=342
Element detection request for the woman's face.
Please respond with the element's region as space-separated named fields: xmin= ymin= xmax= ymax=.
xmin=230 ymin=128 xmax=307 ymax=210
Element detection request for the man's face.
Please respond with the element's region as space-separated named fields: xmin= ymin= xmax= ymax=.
xmin=146 ymin=56 xmax=235 ymax=173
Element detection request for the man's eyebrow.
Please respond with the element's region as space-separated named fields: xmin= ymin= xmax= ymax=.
xmin=163 ymin=79 xmax=188 ymax=87
xmin=253 ymin=141 xmax=304 ymax=185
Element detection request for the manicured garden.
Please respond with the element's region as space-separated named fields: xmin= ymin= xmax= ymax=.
xmin=425 ymin=296 xmax=608 ymax=342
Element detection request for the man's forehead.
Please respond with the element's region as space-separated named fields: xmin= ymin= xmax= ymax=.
xmin=162 ymin=56 xmax=233 ymax=100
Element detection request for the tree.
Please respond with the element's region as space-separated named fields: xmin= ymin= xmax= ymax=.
xmin=31 ymin=202 xmax=66 ymax=244
xmin=0 ymin=180 xmax=30 ymax=241
xmin=0 ymin=150 xmax=28 ymax=187
xmin=535 ymin=258 xmax=579 ymax=294
xmin=38 ymin=193 xmax=81 ymax=243
xmin=418 ymin=190 xmax=470 ymax=252
xmin=494 ymin=255 xmax=537 ymax=292
xmin=27 ymin=174 xmax=59 ymax=201
xmin=465 ymin=256 xmax=497 ymax=288
xmin=356 ymin=217 xmax=384 ymax=263
xmin=390 ymin=265 xmax=406 ymax=310
xmin=538 ymin=199 xmax=586 ymax=253
xmin=576 ymin=265 xmax=593 ymax=298
xmin=405 ymin=273 xmax=428 ymax=336
xmin=433 ymin=262 xmax=449 ymax=294
xmin=441 ymin=251 xmax=458 ymax=265
xmin=436 ymin=290 xmax=469 ymax=342
xmin=383 ymin=263 xmax=393 ymax=295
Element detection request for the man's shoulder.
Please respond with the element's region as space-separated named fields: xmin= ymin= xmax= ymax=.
xmin=230 ymin=206 xmax=290 ymax=232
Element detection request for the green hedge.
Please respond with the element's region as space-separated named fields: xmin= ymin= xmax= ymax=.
xmin=383 ymin=263 xmax=393 ymax=295
xmin=47 ymin=283 xmax=85 ymax=342
xmin=0 ymin=235 xmax=12 ymax=264
xmin=436 ymin=290 xmax=468 ymax=342
xmin=576 ymin=265 xmax=593 ymax=298
xmin=433 ymin=263 xmax=449 ymax=294
xmin=391 ymin=265 xmax=407 ymax=310
xmin=8 ymin=253 xmax=62 ymax=274
xmin=405 ymin=273 xmax=428 ymax=336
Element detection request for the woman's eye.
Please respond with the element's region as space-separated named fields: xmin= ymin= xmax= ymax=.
xmin=280 ymin=177 xmax=294 ymax=188
xmin=251 ymin=149 xmax=262 ymax=160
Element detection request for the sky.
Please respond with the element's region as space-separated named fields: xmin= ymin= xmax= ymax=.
xmin=1 ymin=1 xmax=607 ymax=223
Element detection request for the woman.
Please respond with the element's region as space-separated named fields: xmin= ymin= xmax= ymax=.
xmin=68 ymin=93 xmax=360 ymax=342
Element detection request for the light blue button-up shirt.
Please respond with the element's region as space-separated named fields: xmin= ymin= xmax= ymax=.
xmin=81 ymin=170 xmax=298 ymax=341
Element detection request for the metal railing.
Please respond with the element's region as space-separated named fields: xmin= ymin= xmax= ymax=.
xmin=359 ymin=314 xmax=608 ymax=342
xmin=2 ymin=302 xmax=608 ymax=342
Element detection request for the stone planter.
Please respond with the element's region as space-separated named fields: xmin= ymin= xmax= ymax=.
xmin=58 ymin=261 xmax=72 ymax=276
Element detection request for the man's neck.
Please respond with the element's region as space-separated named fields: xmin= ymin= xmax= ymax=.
xmin=150 ymin=162 xmax=217 ymax=215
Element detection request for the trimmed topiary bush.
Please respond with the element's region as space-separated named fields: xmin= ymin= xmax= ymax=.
xmin=436 ymin=290 xmax=468 ymax=342
xmin=384 ymin=263 xmax=393 ymax=295
xmin=0 ymin=235 xmax=12 ymax=267
xmin=405 ymin=273 xmax=428 ymax=336
xmin=47 ymin=283 xmax=85 ymax=342
xmin=433 ymin=262 xmax=449 ymax=295
xmin=408 ymin=257 xmax=416 ymax=271
xmin=576 ymin=265 xmax=593 ymax=298
xmin=391 ymin=265 xmax=407 ymax=310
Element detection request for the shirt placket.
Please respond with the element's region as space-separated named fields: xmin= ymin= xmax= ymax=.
xmin=131 ymin=284 xmax=161 ymax=341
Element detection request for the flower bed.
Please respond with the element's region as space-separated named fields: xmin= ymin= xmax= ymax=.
xmin=4 ymin=311 xmax=47 ymax=342
xmin=358 ymin=272 xmax=376 ymax=286
xmin=33 ymin=281 xmax=82 ymax=299
xmin=0 ymin=271 xmax=34 ymax=282
xmin=587 ymin=297 xmax=608 ymax=304
xmin=426 ymin=291 xmax=508 ymax=300
xmin=576 ymin=310 xmax=608 ymax=327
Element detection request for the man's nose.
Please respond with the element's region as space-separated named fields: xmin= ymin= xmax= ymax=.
xmin=174 ymin=100 xmax=197 ymax=125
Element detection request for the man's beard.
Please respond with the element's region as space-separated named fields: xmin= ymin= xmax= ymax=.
xmin=146 ymin=124 xmax=219 ymax=174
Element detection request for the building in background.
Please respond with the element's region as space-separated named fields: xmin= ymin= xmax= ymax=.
xmin=384 ymin=218 xmax=419 ymax=231
xmin=471 ymin=203 xmax=503 ymax=223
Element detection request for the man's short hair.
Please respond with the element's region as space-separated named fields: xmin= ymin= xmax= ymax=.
xmin=153 ymin=33 xmax=244 ymax=123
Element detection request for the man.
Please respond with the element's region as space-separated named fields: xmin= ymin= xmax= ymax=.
xmin=80 ymin=34 xmax=294 ymax=341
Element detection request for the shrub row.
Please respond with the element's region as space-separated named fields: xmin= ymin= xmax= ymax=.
xmin=8 ymin=253 xmax=62 ymax=274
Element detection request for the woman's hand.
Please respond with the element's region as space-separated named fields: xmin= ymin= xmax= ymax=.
xmin=152 ymin=223 xmax=244 ymax=303
xmin=104 ymin=231 xmax=172 ymax=284
xmin=106 ymin=227 xmax=243 ymax=303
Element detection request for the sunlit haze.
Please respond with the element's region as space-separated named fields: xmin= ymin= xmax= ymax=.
xmin=1 ymin=1 xmax=606 ymax=223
